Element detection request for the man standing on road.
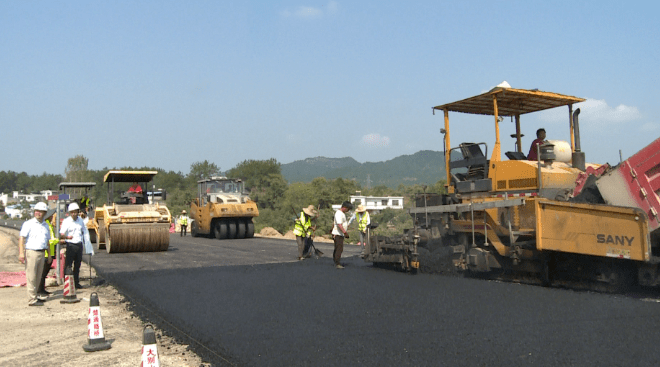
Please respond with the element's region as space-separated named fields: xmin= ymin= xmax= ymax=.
xmin=18 ymin=202 xmax=51 ymax=306
xmin=293 ymin=205 xmax=318 ymax=260
xmin=37 ymin=210 xmax=59 ymax=298
xmin=354 ymin=205 xmax=370 ymax=254
xmin=332 ymin=201 xmax=353 ymax=269
xmin=59 ymin=202 xmax=89 ymax=289
xmin=179 ymin=210 xmax=189 ymax=237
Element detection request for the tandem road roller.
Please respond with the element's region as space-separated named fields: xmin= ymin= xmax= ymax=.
xmin=190 ymin=177 xmax=258 ymax=239
xmin=366 ymin=83 xmax=660 ymax=291
xmin=94 ymin=170 xmax=172 ymax=253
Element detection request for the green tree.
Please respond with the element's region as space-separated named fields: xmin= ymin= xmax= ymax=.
xmin=32 ymin=172 xmax=63 ymax=192
xmin=64 ymin=155 xmax=89 ymax=182
xmin=227 ymin=158 xmax=282 ymax=190
xmin=15 ymin=172 xmax=31 ymax=193
xmin=366 ymin=185 xmax=391 ymax=197
xmin=250 ymin=173 xmax=288 ymax=210
xmin=188 ymin=160 xmax=220 ymax=182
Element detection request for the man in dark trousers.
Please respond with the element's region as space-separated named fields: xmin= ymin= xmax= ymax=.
xmin=179 ymin=210 xmax=189 ymax=237
xmin=59 ymin=202 xmax=89 ymax=289
xmin=331 ymin=201 xmax=353 ymax=269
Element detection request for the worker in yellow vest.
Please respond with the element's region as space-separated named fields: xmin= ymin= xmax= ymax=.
xmin=37 ymin=210 xmax=59 ymax=297
xmin=179 ymin=210 xmax=189 ymax=237
xmin=79 ymin=196 xmax=90 ymax=212
xmin=355 ymin=205 xmax=370 ymax=251
xmin=293 ymin=205 xmax=318 ymax=260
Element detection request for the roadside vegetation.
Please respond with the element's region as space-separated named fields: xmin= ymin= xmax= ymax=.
xmin=1 ymin=156 xmax=446 ymax=241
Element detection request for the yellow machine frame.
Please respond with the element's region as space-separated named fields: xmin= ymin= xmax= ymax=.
xmin=425 ymin=86 xmax=659 ymax=280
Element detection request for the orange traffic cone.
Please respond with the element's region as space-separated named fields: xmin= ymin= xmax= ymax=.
xmin=82 ymin=292 xmax=112 ymax=352
xmin=140 ymin=324 xmax=161 ymax=367
xmin=60 ymin=267 xmax=80 ymax=304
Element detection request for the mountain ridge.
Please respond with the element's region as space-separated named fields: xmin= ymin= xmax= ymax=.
xmin=281 ymin=150 xmax=448 ymax=188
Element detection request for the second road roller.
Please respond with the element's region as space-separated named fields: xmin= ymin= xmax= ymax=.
xmin=94 ymin=170 xmax=172 ymax=253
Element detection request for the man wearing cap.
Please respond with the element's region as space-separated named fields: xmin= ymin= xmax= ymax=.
xmin=179 ymin=210 xmax=189 ymax=237
xmin=293 ymin=205 xmax=318 ymax=260
xmin=332 ymin=201 xmax=353 ymax=269
xmin=37 ymin=210 xmax=59 ymax=297
xmin=59 ymin=202 xmax=89 ymax=289
xmin=18 ymin=202 xmax=51 ymax=306
xmin=354 ymin=205 xmax=371 ymax=254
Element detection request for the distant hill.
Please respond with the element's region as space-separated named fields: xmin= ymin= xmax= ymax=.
xmin=281 ymin=150 xmax=448 ymax=188
xmin=281 ymin=156 xmax=361 ymax=183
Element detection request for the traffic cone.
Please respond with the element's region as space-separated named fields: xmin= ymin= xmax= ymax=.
xmin=83 ymin=292 xmax=112 ymax=352
xmin=140 ymin=324 xmax=161 ymax=367
xmin=60 ymin=267 xmax=80 ymax=304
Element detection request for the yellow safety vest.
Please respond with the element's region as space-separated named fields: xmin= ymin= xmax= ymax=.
xmin=293 ymin=212 xmax=311 ymax=237
xmin=179 ymin=216 xmax=188 ymax=226
xmin=357 ymin=212 xmax=370 ymax=232
xmin=45 ymin=220 xmax=58 ymax=258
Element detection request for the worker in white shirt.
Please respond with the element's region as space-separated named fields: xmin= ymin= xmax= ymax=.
xmin=18 ymin=202 xmax=51 ymax=306
xmin=59 ymin=202 xmax=89 ymax=289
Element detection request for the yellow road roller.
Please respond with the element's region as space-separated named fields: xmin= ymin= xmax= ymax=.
xmin=190 ymin=177 xmax=259 ymax=239
xmin=94 ymin=170 xmax=171 ymax=253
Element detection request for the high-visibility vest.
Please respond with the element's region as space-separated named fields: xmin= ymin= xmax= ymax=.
xmin=45 ymin=220 xmax=58 ymax=258
xmin=357 ymin=212 xmax=370 ymax=232
xmin=80 ymin=197 xmax=90 ymax=208
xmin=179 ymin=216 xmax=188 ymax=226
xmin=293 ymin=212 xmax=311 ymax=237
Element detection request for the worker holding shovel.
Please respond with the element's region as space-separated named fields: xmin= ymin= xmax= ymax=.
xmin=293 ymin=205 xmax=318 ymax=260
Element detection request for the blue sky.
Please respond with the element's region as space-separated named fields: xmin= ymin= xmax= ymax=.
xmin=1 ymin=1 xmax=658 ymax=176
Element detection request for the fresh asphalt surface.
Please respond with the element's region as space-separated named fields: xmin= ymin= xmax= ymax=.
xmin=89 ymin=234 xmax=660 ymax=366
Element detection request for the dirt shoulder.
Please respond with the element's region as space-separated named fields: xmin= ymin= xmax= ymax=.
xmin=0 ymin=227 xmax=207 ymax=367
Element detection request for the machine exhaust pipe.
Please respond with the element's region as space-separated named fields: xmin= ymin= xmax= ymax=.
xmin=572 ymin=108 xmax=585 ymax=171
xmin=573 ymin=108 xmax=582 ymax=152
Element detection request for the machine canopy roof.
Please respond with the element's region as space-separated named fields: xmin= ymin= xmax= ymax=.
xmin=433 ymin=87 xmax=585 ymax=117
xmin=197 ymin=176 xmax=242 ymax=184
xmin=58 ymin=182 xmax=97 ymax=190
xmin=103 ymin=170 xmax=159 ymax=183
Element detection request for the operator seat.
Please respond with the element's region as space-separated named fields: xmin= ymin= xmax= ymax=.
xmin=505 ymin=151 xmax=527 ymax=160
xmin=459 ymin=143 xmax=488 ymax=180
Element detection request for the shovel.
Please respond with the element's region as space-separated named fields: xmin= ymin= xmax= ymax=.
xmin=305 ymin=236 xmax=324 ymax=257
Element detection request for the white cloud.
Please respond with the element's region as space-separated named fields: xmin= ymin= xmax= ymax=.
xmin=327 ymin=1 xmax=338 ymax=14
xmin=537 ymin=98 xmax=642 ymax=125
xmin=640 ymin=122 xmax=659 ymax=132
xmin=280 ymin=1 xmax=338 ymax=19
xmin=360 ymin=133 xmax=390 ymax=148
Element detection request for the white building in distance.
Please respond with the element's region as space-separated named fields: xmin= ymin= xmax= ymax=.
xmin=332 ymin=194 xmax=404 ymax=214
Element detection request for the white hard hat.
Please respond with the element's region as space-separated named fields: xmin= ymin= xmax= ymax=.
xmin=68 ymin=202 xmax=80 ymax=212
xmin=34 ymin=202 xmax=48 ymax=212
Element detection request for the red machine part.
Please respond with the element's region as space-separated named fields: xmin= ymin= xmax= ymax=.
xmin=596 ymin=137 xmax=660 ymax=231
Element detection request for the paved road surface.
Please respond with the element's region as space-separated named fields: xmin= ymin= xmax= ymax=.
xmin=90 ymin=234 xmax=660 ymax=366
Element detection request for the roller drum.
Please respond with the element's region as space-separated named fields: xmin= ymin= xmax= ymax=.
xmin=106 ymin=223 xmax=170 ymax=253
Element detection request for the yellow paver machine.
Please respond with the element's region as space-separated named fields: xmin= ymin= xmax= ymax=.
xmin=365 ymin=84 xmax=660 ymax=290
xmin=94 ymin=171 xmax=171 ymax=253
